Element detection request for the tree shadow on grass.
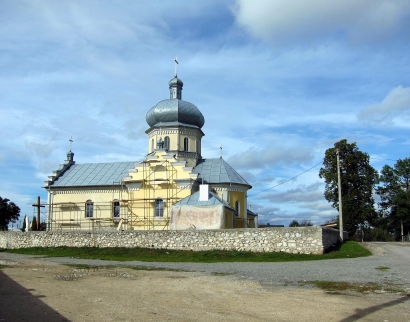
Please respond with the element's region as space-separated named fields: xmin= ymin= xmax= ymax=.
xmin=339 ymin=294 xmax=410 ymax=322
xmin=0 ymin=270 xmax=69 ymax=321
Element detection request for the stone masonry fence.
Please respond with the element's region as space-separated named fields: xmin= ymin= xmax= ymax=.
xmin=0 ymin=226 xmax=343 ymax=255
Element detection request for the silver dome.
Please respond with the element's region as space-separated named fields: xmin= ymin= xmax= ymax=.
xmin=146 ymin=99 xmax=205 ymax=129
xmin=169 ymin=77 xmax=183 ymax=87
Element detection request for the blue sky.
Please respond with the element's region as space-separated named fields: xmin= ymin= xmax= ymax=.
xmin=1 ymin=0 xmax=409 ymax=227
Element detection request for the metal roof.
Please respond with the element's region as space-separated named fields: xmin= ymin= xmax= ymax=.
xmin=48 ymin=158 xmax=251 ymax=189
xmin=146 ymin=99 xmax=205 ymax=129
xmin=49 ymin=162 xmax=136 ymax=187
xmin=172 ymin=191 xmax=234 ymax=210
xmin=193 ymin=158 xmax=251 ymax=188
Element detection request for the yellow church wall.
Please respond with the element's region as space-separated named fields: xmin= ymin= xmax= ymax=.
xmin=124 ymin=150 xmax=197 ymax=230
xmin=230 ymin=190 xmax=254 ymax=228
xmin=125 ymin=184 xmax=192 ymax=230
xmin=224 ymin=209 xmax=235 ymax=229
xmin=146 ymin=127 xmax=203 ymax=164
xmin=48 ymin=188 xmax=128 ymax=231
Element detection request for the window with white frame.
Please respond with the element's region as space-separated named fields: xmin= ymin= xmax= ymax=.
xmin=86 ymin=200 xmax=94 ymax=218
xmin=113 ymin=200 xmax=120 ymax=218
xmin=155 ymin=198 xmax=164 ymax=217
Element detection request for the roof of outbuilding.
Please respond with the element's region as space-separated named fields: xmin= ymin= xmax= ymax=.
xmin=172 ymin=191 xmax=234 ymax=210
xmin=48 ymin=162 xmax=136 ymax=187
xmin=193 ymin=158 xmax=251 ymax=188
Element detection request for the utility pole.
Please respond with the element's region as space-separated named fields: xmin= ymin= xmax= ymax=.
xmin=336 ymin=149 xmax=344 ymax=242
xmin=401 ymin=222 xmax=404 ymax=242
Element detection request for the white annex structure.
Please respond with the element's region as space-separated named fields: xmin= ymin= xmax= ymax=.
xmin=44 ymin=70 xmax=257 ymax=231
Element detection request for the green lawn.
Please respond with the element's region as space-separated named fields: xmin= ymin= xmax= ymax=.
xmin=0 ymin=241 xmax=371 ymax=263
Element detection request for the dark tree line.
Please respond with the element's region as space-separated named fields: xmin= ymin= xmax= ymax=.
xmin=0 ymin=196 xmax=20 ymax=230
xmin=319 ymin=139 xmax=410 ymax=241
xmin=376 ymin=159 xmax=410 ymax=240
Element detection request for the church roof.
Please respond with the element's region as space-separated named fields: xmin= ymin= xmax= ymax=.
xmin=146 ymin=99 xmax=205 ymax=129
xmin=172 ymin=191 xmax=234 ymax=210
xmin=193 ymin=158 xmax=251 ymax=188
xmin=48 ymin=161 xmax=136 ymax=187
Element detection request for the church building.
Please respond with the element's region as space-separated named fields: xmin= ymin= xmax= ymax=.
xmin=44 ymin=71 xmax=257 ymax=231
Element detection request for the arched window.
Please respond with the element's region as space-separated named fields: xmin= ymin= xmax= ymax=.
xmin=183 ymin=137 xmax=189 ymax=152
xmin=235 ymin=200 xmax=240 ymax=217
xmin=155 ymin=199 xmax=164 ymax=217
xmin=164 ymin=136 xmax=170 ymax=150
xmin=113 ymin=200 xmax=120 ymax=218
xmin=86 ymin=200 xmax=94 ymax=218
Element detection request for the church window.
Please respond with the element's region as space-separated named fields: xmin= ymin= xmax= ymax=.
xmin=183 ymin=137 xmax=189 ymax=151
xmin=235 ymin=200 xmax=240 ymax=217
xmin=155 ymin=199 xmax=164 ymax=217
xmin=86 ymin=200 xmax=94 ymax=218
xmin=164 ymin=136 xmax=170 ymax=150
xmin=113 ymin=200 xmax=120 ymax=218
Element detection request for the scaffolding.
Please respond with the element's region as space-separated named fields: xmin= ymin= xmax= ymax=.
xmin=46 ymin=156 xmax=190 ymax=231
xmin=125 ymin=157 xmax=182 ymax=230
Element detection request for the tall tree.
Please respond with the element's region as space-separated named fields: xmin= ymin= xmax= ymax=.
xmin=0 ymin=197 xmax=21 ymax=230
xmin=31 ymin=215 xmax=37 ymax=231
xmin=377 ymin=158 xmax=410 ymax=240
xmin=319 ymin=139 xmax=378 ymax=238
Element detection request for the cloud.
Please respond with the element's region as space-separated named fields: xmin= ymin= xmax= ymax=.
xmin=233 ymin=0 xmax=410 ymax=45
xmin=358 ymin=86 xmax=410 ymax=127
xmin=228 ymin=145 xmax=314 ymax=170
xmin=262 ymin=182 xmax=324 ymax=203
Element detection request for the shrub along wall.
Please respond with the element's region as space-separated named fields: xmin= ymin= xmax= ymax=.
xmin=0 ymin=226 xmax=342 ymax=254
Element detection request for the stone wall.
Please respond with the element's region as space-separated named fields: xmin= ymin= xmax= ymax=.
xmin=0 ymin=227 xmax=342 ymax=254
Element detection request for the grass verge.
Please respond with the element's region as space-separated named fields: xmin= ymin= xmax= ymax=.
xmin=0 ymin=241 xmax=370 ymax=263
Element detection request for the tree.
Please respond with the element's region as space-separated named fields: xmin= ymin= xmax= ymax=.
xmin=31 ymin=215 xmax=37 ymax=231
xmin=289 ymin=220 xmax=300 ymax=227
xmin=0 ymin=197 xmax=21 ymax=230
xmin=377 ymin=158 xmax=410 ymax=240
xmin=300 ymin=219 xmax=313 ymax=226
xmin=319 ymin=139 xmax=378 ymax=238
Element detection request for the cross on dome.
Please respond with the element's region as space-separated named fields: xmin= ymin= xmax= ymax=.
xmin=174 ymin=56 xmax=179 ymax=77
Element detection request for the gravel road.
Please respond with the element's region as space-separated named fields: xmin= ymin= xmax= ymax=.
xmin=2 ymin=242 xmax=409 ymax=291
xmin=1 ymin=242 xmax=409 ymax=321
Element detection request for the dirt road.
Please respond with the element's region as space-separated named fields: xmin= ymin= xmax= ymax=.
xmin=0 ymin=243 xmax=409 ymax=321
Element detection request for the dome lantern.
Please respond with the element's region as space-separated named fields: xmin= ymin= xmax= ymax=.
xmin=169 ymin=76 xmax=183 ymax=99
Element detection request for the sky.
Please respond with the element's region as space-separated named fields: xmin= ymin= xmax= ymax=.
xmin=1 ymin=0 xmax=410 ymax=227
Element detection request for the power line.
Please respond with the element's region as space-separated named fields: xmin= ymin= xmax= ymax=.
xmin=248 ymin=161 xmax=323 ymax=198
xmin=370 ymin=157 xmax=399 ymax=162
xmin=247 ymin=156 xmax=403 ymax=199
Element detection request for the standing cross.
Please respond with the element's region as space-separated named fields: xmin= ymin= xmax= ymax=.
xmin=69 ymin=137 xmax=73 ymax=151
